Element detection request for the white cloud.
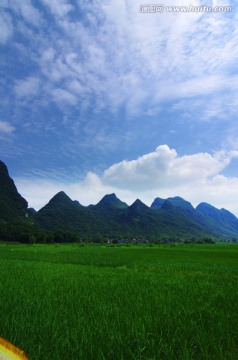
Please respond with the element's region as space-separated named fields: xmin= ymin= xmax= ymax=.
xmin=0 ymin=11 xmax=13 ymax=44
xmin=41 ymin=0 xmax=73 ymax=18
xmin=15 ymin=172 xmax=113 ymax=210
xmin=52 ymin=88 xmax=77 ymax=105
xmin=1 ymin=0 xmax=42 ymax=29
xmin=15 ymin=145 xmax=238 ymax=216
xmin=224 ymin=131 xmax=238 ymax=151
xmin=15 ymin=179 xmax=65 ymax=210
xmin=172 ymin=92 xmax=238 ymax=122
xmin=15 ymin=77 xmax=40 ymax=98
xmin=2 ymin=0 xmax=238 ymax=217
xmin=9 ymin=0 xmax=42 ymax=26
xmin=1 ymin=0 xmax=229 ymax=121
xmin=35 ymin=0 xmax=237 ymax=117
xmin=0 ymin=120 xmax=15 ymax=134
xmin=103 ymin=145 xmax=238 ymax=190
xmin=1 ymin=0 xmax=237 ymax=119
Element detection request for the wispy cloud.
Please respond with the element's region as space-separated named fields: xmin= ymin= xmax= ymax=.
xmin=0 ymin=120 xmax=15 ymax=134
xmin=0 ymin=0 xmax=42 ymax=27
xmin=11 ymin=0 xmax=42 ymax=26
xmin=3 ymin=0 xmax=237 ymax=120
xmin=0 ymin=11 xmax=13 ymax=44
xmin=14 ymin=76 xmax=40 ymax=98
xmin=2 ymin=0 xmax=238 ymax=209
xmin=52 ymin=88 xmax=77 ymax=106
xmin=41 ymin=0 xmax=74 ymax=18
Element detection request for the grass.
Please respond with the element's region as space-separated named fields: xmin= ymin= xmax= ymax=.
xmin=0 ymin=243 xmax=238 ymax=359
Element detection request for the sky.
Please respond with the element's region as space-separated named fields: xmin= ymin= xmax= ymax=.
xmin=1 ymin=0 xmax=238 ymax=215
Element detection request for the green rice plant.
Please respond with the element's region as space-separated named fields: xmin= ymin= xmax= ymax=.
xmin=0 ymin=243 xmax=237 ymax=359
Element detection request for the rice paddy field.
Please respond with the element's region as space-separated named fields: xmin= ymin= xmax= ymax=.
xmin=0 ymin=243 xmax=238 ymax=360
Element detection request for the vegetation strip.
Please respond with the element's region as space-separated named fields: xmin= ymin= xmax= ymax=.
xmin=0 ymin=243 xmax=237 ymax=360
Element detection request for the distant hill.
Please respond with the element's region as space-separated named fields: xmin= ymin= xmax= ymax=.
xmin=0 ymin=160 xmax=28 ymax=221
xmin=92 ymin=193 xmax=128 ymax=210
xmin=196 ymin=203 xmax=238 ymax=238
xmin=34 ymin=191 xmax=238 ymax=240
xmin=164 ymin=196 xmax=197 ymax=217
xmin=150 ymin=197 xmax=165 ymax=209
xmin=1 ymin=159 xmax=238 ymax=242
xmin=35 ymin=191 xmax=95 ymax=234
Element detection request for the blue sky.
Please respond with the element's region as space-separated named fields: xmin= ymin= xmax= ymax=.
xmin=1 ymin=0 xmax=238 ymax=214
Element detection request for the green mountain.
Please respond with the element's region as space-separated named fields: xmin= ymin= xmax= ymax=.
xmin=0 ymin=160 xmax=28 ymax=221
xmin=1 ymin=159 xmax=238 ymax=242
xmin=150 ymin=197 xmax=165 ymax=209
xmin=164 ymin=196 xmax=197 ymax=217
xmin=35 ymin=192 xmax=129 ymax=238
xmin=32 ymin=192 xmax=238 ymax=241
xmin=34 ymin=193 xmax=217 ymax=240
xmin=0 ymin=160 xmax=37 ymax=243
xmin=92 ymin=193 xmax=128 ymax=210
xmin=118 ymin=199 xmax=160 ymax=238
xmin=196 ymin=203 xmax=238 ymax=238
xmin=35 ymin=191 xmax=95 ymax=234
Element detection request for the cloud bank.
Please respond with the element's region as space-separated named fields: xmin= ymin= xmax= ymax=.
xmin=15 ymin=145 xmax=238 ymax=216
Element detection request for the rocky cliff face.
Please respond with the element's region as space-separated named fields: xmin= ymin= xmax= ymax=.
xmin=0 ymin=160 xmax=28 ymax=221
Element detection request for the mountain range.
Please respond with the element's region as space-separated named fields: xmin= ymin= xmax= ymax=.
xmin=0 ymin=159 xmax=238 ymax=242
